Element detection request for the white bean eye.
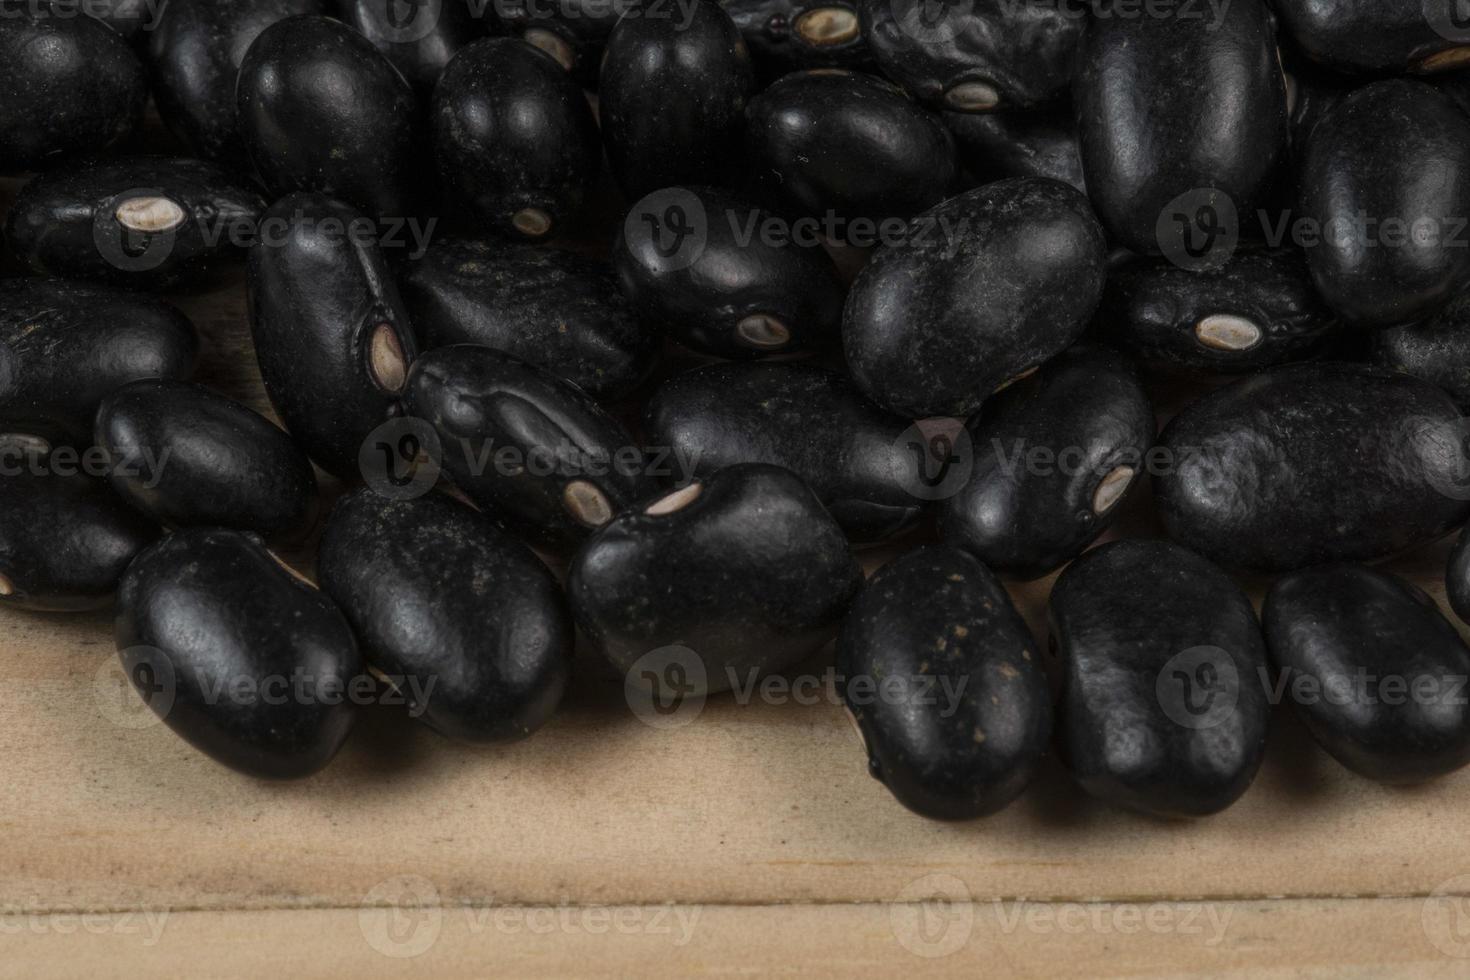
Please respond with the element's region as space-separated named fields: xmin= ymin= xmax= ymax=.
xmin=1092 ymin=465 xmax=1136 ymax=515
xmin=944 ymin=81 xmax=1001 ymax=113
xmin=795 ymin=8 xmax=860 ymax=47
xmin=735 ymin=315 xmax=791 ymax=350
xmin=645 ymin=483 xmax=702 ymax=516
xmin=1195 ymin=314 xmax=1263 ymax=352
xmin=512 ymin=207 xmax=552 ymax=238
xmin=564 ymin=480 xmax=614 ymax=527
xmin=369 ymin=323 xmax=408 ymax=394
xmin=115 ymin=196 xmax=187 ymax=234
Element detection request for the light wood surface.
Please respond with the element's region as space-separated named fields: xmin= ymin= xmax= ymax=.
xmin=6 ymin=170 xmax=1470 ymax=979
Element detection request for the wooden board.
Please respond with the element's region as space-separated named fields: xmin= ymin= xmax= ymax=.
xmin=6 ymin=171 xmax=1470 ymax=978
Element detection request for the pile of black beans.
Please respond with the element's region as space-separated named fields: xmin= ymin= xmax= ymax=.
xmin=4 ymin=0 xmax=1470 ymax=820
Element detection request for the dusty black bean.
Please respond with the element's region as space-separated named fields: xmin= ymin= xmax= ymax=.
xmin=843 ymin=177 xmax=1107 ymax=419
xmin=339 ymin=0 xmax=485 ymax=95
xmin=403 ymin=345 xmax=655 ymax=549
xmin=5 ymin=156 xmax=266 ymax=290
xmin=1372 ymin=289 xmax=1470 ymax=411
xmin=0 ymin=2 xmax=146 ymax=173
xmin=1097 ymin=248 xmax=1338 ymax=375
xmin=1155 ymin=363 xmax=1470 ymax=573
xmin=1298 ymin=79 xmax=1470 ymax=329
xmin=723 ymin=0 xmax=872 ymax=78
xmin=837 ymin=544 xmax=1051 ymax=820
xmin=247 ymin=193 xmax=418 ymax=480
xmin=940 ymin=346 xmax=1154 ymax=579
xmin=237 ymin=14 xmax=423 ymax=219
xmin=95 ymin=379 xmax=318 ymax=540
xmin=400 ymin=238 xmax=657 ymax=401
xmin=1264 ymin=563 xmax=1470 ymax=784
xmin=568 ymin=463 xmax=862 ymax=695
xmin=433 ymin=37 xmax=600 ymax=241
xmin=1050 ymin=538 xmax=1271 ymax=818
xmin=0 ymin=470 xmax=158 ymax=612
xmin=744 ymin=69 xmax=957 ymax=228
xmin=861 ymin=0 xmax=1082 ymax=113
xmin=115 ymin=528 xmax=361 ymax=779
xmin=1075 ymin=0 xmax=1287 ymax=257
xmin=318 ymin=488 xmax=572 ymax=743
xmin=1273 ymin=0 xmax=1470 ymax=75
xmin=642 ymin=360 xmax=925 ymax=541
xmin=147 ymin=0 xmax=330 ymax=164
xmin=0 ymin=278 xmax=197 ymax=448
xmin=612 ymin=185 xmax=846 ymax=358
xmin=600 ymin=0 xmax=755 ymax=200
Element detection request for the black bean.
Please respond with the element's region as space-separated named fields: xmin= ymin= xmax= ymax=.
xmin=247 ymin=193 xmax=419 ymax=480
xmin=843 ymin=177 xmax=1107 ymax=419
xmin=115 ymin=528 xmax=361 ymax=779
xmin=837 ymin=544 xmax=1051 ymax=820
xmin=612 ymin=185 xmax=846 ymax=358
xmin=642 ymin=360 xmax=924 ymax=541
xmin=95 ymin=379 xmax=318 ymax=540
xmin=1273 ymin=0 xmax=1470 ymax=75
xmin=744 ymin=69 xmax=957 ymax=228
xmin=1075 ymin=0 xmax=1287 ymax=257
xmin=400 ymin=238 xmax=658 ymax=401
xmin=861 ymin=0 xmax=1082 ymax=113
xmin=1373 ymin=289 xmax=1470 ymax=411
xmin=147 ymin=0 xmax=331 ymax=164
xmin=0 ymin=470 xmax=158 ymax=612
xmin=568 ymin=463 xmax=862 ymax=695
xmin=318 ymin=487 xmax=572 ymax=743
xmin=339 ymin=0 xmax=485 ymax=95
xmin=0 ymin=2 xmax=146 ymax=173
xmin=943 ymin=105 xmax=1086 ymax=194
xmin=499 ymin=0 xmax=619 ymax=84
xmin=1298 ymin=79 xmax=1470 ymax=329
xmin=600 ymin=0 xmax=755 ymax=200
xmin=1050 ymin=538 xmax=1271 ymax=818
xmin=1264 ymin=563 xmax=1470 ymax=784
xmin=237 ymin=14 xmax=424 ymax=219
xmin=0 ymin=278 xmax=198 ymax=448
xmin=433 ymin=37 xmax=600 ymax=241
xmin=940 ymin=346 xmax=1154 ymax=579
xmin=723 ymin=0 xmax=872 ymax=78
xmin=5 ymin=156 xmax=266 ymax=290
xmin=403 ymin=345 xmax=655 ymax=549
xmin=1155 ymin=362 xmax=1470 ymax=572
xmin=1097 ymin=248 xmax=1338 ymax=375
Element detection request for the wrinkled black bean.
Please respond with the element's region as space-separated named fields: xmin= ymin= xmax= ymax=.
xmin=400 ymin=238 xmax=657 ymax=401
xmin=1050 ymin=538 xmax=1271 ymax=818
xmin=0 ymin=2 xmax=146 ymax=173
xmin=95 ymin=379 xmax=318 ymax=540
xmin=433 ymin=37 xmax=600 ymax=241
xmin=843 ymin=177 xmax=1107 ymax=419
xmin=318 ymin=487 xmax=572 ymax=742
xmin=861 ymin=0 xmax=1082 ymax=113
xmin=1264 ymin=563 xmax=1470 ymax=784
xmin=247 ymin=193 xmax=418 ymax=480
xmin=5 ymin=156 xmax=265 ymax=290
xmin=940 ymin=346 xmax=1154 ymax=579
xmin=147 ymin=0 xmax=330 ymax=164
xmin=1075 ymin=0 xmax=1287 ymax=257
xmin=1097 ymin=248 xmax=1338 ymax=375
xmin=943 ymin=105 xmax=1085 ymax=194
xmin=600 ymin=0 xmax=755 ymax=200
xmin=642 ymin=360 xmax=924 ymax=541
xmin=1298 ymin=79 xmax=1470 ymax=329
xmin=237 ymin=14 xmax=423 ymax=219
xmin=568 ymin=463 xmax=862 ymax=695
xmin=403 ymin=345 xmax=655 ymax=549
xmin=115 ymin=528 xmax=361 ymax=779
xmin=0 ymin=470 xmax=157 ymax=612
xmin=837 ymin=544 xmax=1051 ymax=820
xmin=612 ymin=185 xmax=846 ymax=358
xmin=723 ymin=0 xmax=872 ymax=78
xmin=745 ymin=69 xmax=957 ymax=228
xmin=0 ymin=278 xmax=198 ymax=447
xmin=1155 ymin=363 xmax=1470 ymax=573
